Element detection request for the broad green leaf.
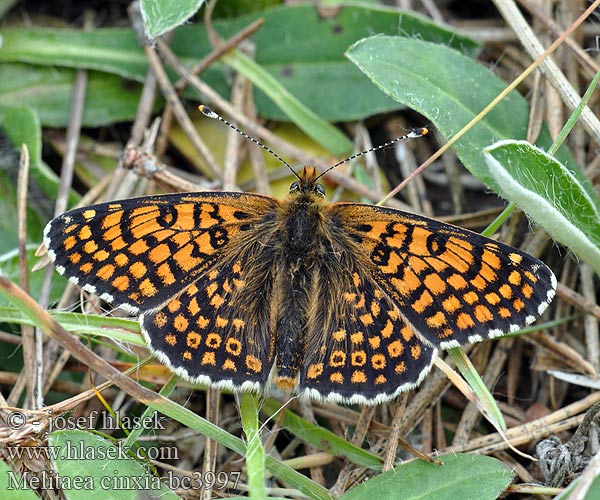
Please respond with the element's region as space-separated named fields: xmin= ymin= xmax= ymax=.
xmin=0 ymin=4 xmax=478 ymax=122
xmin=0 ymin=63 xmax=153 ymax=127
xmin=0 ymin=460 xmax=40 ymax=500
xmin=339 ymin=454 xmax=514 ymax=500
xmin=346 ymin=36 xmax=580 ymax=190
xmin=484 ymin=140 xmax=600 ymax=276
xmin=141 ymin=0 xmax=205 ymax=39
xmin=49 ymin=430 xmax=180 ymax=499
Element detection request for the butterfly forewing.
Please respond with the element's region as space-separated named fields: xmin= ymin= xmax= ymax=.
xmin=44 ymin=192 xmax=278 ymax=314
xmin=333 ymin=203 xmax=557 ymax=348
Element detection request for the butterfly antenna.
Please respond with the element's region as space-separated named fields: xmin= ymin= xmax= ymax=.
xmin=314 ymin=127 xmax=429 ymax=182
xmin=199 ymin=105 xmax=301 ymax=181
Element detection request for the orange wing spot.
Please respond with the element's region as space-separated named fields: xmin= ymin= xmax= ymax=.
xmin=139 ymin=278 xmax=158 ymax=297
xmin=165 ymin=334 xmax=177 ymax=346
xmin=154 ymin=311 xmax=168 ymax=327
xmin=64 ymin=223 xmax=79 ymax=234
xmin=173 ymin=245 xmax=202 ymax=272
xmin=360 ymin=313 xmax=374 ymax=326
xmin=102 ymin=225 xmax=121 ymax=243
xmin=232 ymin=318 xmax=246 ymax=330
xmin=448 ymin=237 xmax=475 ymax=257
xmin=408 ymin=256 xmax=429 ymax=274
xmin=395 ymin=362 xmax=406 ymax=374
xmin=173 ymin=314 xmax=189 ymax=332
xmin=371 ymin=353 xmax=386 ymax=370
xmin=479 ymin=262 xmax=497 ymax=283
xmin=524 ymin=270 xmax=537 ymax=283
xmin=63 ymin=235 xmax=77 ymax=250
xmin=351 ymin=370 xmax=367 ymax=384
xmin=79 ymin=262 xmax=93 ymax=274
xmin=186 ymin=284 xmax=199 ymax=296
xmin=351 ymin=351 xmax=367 ymax=366
xmin=129 ymin=261 xmax=147 ymax=279
xmin=226 ymin=338 xmax=242 ymax=356
xmin=374 ymin=288 xmax=384 ymax=299
xmin=425 ymin=257 xmax=448 ymax=272
xmin=68 ymin=252 xmax=82 ymax=264
xmin=482 ymin=249 xmax=502 ymax=269
xmin=129 ymin=239 xmax=150 ymax=255
xmin=381 ymin=320 xmax=394 ymax=338
xmin=157 ymin=262 xmax=176 ymax=286
xmin=424 ymin=273 xmax=447 ymax=295
xmin=407 ymin=227 xmax=433 ymax=255
xmin=233 ymin=278 xmax=245 ymax=289
xmin=232 ymin=261 xmax=242 ymax=274
xmin=442 ymin=295 xmax=461 ymax=313
xmin=186 ymin=332 xmax=201 ymax=348
xmin=112 ymin=275 xmax=131 ymax=292
xmin=246 ymin=355 xmax=262 ymax=373
xmin=370 ymin=300 xmax=381 ymax=317
xmin=350 ymin=332 xmax=364 ymax=344
xmin=330 ymin=372 xmax=344 ymax=384
xmin=215 ymin=316 xmax=229 ymax=328
xmin=101 ymin=210 xmax=122 ymax=229
xmin=274 ymin=376 xmax=296 ymax=390
xmin=397 ymin=268 xmax=421 ymax=296
xmin=513 ymin=298 xmax=525 ymax=312
xmin=438 ymin=328 xmax=453 ymax=338
xmin=208 ymin=269 xmax=219 ymax=280
xmin=410 ymin=344 xmax=422 ymax=359
xmin=183 ymin=351 xmax=192 ymax=361
xmin=83 ymin=240 xmax=98 ymax=254
xmin=93 ymin=249 xmax=110 ymax=262
xmin=484 ymin=292 xmax=501 ymax=305
xmin=329 ymin=350 xmax=346 ymax=367
xmin=222 ymin=279 xmax=232 ymax=294
xmin=368 ymin=336 xmax=381 ymax=349
xmin=509 ymin=253 xmax=523 ymax=264
xmin=498 ymin=307 xmax=512 ymax=318
xmin=413 ymin=290 xmax=433 ymax=314
xmin=401 ymin=325 xmax=414 ymax=341
xmin=110 ymin=236 xmax=128 ymax=251
xmin=167 ymin=299 xmax=181 ymax=313
xmin=114 ymin=253 xmax=129 ymax=267
xmin=206 ymin=333 xmax=222 ymax=349
xmin=197 ymin=315 xmax=210 ymax=329
xmin=522 ymin=283 xmax=534 ymax=298
xmin=355 ymin=293 xmax=366 ymax=309
xmin=474 ymin=305 xmax=493 ymax=323
xmin=306 ymin=363 xmax=324 ymax=379
xmin=342 ymin=292 xmax=354 ymax=303
xmin=448 ymin=273 xmax=468 ymax=290
xmin=223 ymin=359 xmax=237 ymax=372
xmin=426 ymin=311 xmax=447 ymax=328
xmin=463 ymin=291 xmax=479 ymax=304
xmin=201 ymin=352 xmax=216 ymax=366
xmin=148 ymin=243 xmax=170 ymax=264
xmin=188 ymin=297 xmax=200 ymax=316
xmin=375 ymin=374 xmax=387 ymax=385
xmin=508 ymin=270 xmax=522 ymax=285
xmin=352 ymin=272 xmax=361 ymax=286
xmin=456 ymin=312 xmax=475 ymax=330
xmin=206 ymin=282 xmax=218 ymax=297
xmin=210 ymin=293 xmax=225 ymax=308
xmin=499 ymin=284 xmax=513 ymax=299
xmin=439 ymin=249 xmax=469 ymax=273
xmin=387 ymin=340 xmax=403 ymax=358
xmin=97 ymin=264 xmax=115 ymax=281
xmin=470 ymin=275 xmax=487 ymax=291
xmin=332 ymin=329 xmax=346 ymax=342
xmin=78 ymin=225 xmax=92 ymax=240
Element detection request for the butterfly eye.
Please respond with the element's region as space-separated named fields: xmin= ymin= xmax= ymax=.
xmin=315 ymin=183 xmax=325 ymax=197
xmin=290 ymin=181 xmax=300 ymax=192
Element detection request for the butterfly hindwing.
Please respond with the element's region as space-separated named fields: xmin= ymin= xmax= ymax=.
xmin=332 ymin=203 xmax=556 ymax=349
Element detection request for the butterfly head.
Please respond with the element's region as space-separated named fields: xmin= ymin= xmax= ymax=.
xmin=289 ymin=166 xmax=325 ymax=198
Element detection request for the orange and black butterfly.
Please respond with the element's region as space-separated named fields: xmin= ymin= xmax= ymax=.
xmin=43 ymin=108 xmax=556 ymax=405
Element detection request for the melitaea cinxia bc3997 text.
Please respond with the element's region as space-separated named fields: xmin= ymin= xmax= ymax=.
xmin=43 ymin=108 xmax=556 ymax=405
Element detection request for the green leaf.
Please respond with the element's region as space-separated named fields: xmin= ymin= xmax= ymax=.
xmin=345 ymin=36 xmax=579 ymax=190
xmin=0 ymin=63 xmax=153 ymax=127
xmin=339 ymin=454 xmax=514 ymax=500
xmin=0 ymin=5 xmax=478 ymax=122
xmin=0 ymin=460 xmax=40 ymax=500
xmin=484 ymin=140 xmax=600 ymax=276
xmin=49 ymin=430 xmax=180 ymax=499
xmin=141 ymin=0 xmax=205 ymax=39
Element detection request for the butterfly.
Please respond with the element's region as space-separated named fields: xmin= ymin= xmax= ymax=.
xmin=43 ymin=112 xmax=556 ymax=405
